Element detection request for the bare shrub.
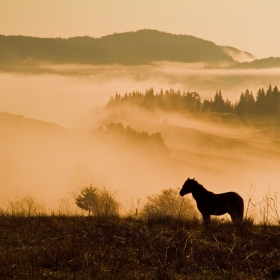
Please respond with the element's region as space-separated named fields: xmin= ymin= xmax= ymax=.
xmin=142 ymin=188 xmax=198 ymax=221
xmin=244 ymin=185 xmax=258 ymax=224
xmin=54 ymin=198 xmax=83 ymax=216
xmin=3 ymin=195 xmax=47 ymax=216
xmin=244 ymin=185 xmax=280 ymax=225
xmin=270 ymin=191 xmax=280 ymax=225
xmin=259 ymin=188 xmax=280 ymax=226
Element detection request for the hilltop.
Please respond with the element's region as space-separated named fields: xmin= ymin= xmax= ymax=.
xmin=0 ymin=29 xmax=254 ymax=68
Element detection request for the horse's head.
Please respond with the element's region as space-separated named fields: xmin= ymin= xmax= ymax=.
xmin=179 ymin=177 xmax=197 ymax=196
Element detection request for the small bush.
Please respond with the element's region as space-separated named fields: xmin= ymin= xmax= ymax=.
xmin=142 ymin=188 xmax=198 ymax=221
xmin=75 ymin=185 xmax=120 ymax=217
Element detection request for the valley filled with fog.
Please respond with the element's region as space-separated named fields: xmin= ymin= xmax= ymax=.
xmin=1 ymin=65 xmax=280 ymax=213
xmin=2 ymin=64 xmax=280 ymax=127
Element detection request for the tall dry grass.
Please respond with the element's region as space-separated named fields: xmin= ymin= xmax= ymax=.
xmin=0 ymin=187 xmax=279 ymax=279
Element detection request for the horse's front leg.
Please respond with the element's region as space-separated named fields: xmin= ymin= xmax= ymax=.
xmin=201 ymin=212 xmax=210 ymax=226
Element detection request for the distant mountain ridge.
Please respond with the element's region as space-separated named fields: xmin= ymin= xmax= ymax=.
xmin=230 ymin=56 xmax=280 ymax=69
xmin=0 ymin=29 xmax=255 ymax=67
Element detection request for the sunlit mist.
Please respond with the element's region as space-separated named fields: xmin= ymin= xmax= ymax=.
xmin=1 ymin=66 xmax=280 ymax=211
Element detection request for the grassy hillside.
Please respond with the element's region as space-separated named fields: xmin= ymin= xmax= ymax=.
xmin=0 ymin=215 xmax=279 ymax=279
xmin=0 ymin=30 xmax=236 ymax=67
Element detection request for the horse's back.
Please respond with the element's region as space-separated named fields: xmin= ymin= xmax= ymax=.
xmin=223 ymin=191 xmax=244 ymax=219
xmin=217 ymin=191 xmax=243 ymax=200
xmin=213 ymin=192 xmax=243 ymax=214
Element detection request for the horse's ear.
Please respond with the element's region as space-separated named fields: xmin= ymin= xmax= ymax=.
xmin=193 ymin=177 xmax=195 ymax=180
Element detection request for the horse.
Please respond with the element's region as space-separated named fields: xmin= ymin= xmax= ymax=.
xmin=179 ymin=178 xmax=244 ymax=225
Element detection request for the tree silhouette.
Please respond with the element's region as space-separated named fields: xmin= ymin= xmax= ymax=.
xmin=269 ymin=85 xmax=280 ymax=115
xmin=75 ymin=185 xmax=119 ymax=216
xmin=255 ymin=87 xmax=266 ymax=115
xmin=95 ymin=122 xmax=169 ymax=155
xmin=106 ymin=85 xmax=280 ymax=119
xmin=75 ymin=185 xmax=99 ymax=215
xmin=235 ymin=89 xmax=255 ymax=116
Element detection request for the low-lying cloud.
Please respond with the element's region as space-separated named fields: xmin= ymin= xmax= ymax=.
xmin=0 ymin=64 xmax=280 ymax=213
xmin=2 ymin=63 xmax=280 ymax=126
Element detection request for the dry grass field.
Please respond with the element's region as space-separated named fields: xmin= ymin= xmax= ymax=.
xmin=0 ymin=214 xmax=279 ymax=280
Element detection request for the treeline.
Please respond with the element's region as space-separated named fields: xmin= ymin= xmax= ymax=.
xmin=232 ymin=57 xmax=280 ymax=69
xmin=107 ymin=85 xmax=280 ymax=118
xmin=94 ymin=122 xmax=169 ymax=155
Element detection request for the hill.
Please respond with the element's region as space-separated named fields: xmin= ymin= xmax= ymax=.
xmin=0 ymin=29 xmax=251 ymax=67
xmin=231 ymin=56 xmax=280 ymax=69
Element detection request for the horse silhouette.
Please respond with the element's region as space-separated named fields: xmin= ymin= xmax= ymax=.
xmin=179 ymin=178 xmax=244 ymax=225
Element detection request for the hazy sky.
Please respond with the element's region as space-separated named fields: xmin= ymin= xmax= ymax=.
xmin=1 ymin=1 xmax=280 ymax=59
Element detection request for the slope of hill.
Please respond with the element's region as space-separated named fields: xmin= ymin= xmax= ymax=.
xmin=0 ymin=29 xmax=247 ymax=67
xmin=221 ymin=46 xmax=255 ymax=63
xmin=231 ymin=56 xmax=280 ymax=69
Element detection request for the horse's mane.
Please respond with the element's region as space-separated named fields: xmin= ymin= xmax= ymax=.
xmin=191 ymin=179 xmax=212 ymax=197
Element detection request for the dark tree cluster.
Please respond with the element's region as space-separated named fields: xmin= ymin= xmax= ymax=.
xmin=107 ymin=85 xmax=280 ymax=118
xmin=203 ymin=90 xmax=233 ymax=113
xmin=107 ymin=87 xmax=202 ymax=113
xmin=245 ymin=85 xmax=280 ymax=116
xmin=94 ymin=122 xmax=169 ymax=155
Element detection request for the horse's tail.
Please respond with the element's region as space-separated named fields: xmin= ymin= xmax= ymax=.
xmin=238 ymin=195 xmax=244 ymax=221
xmin=240 ymin=197 xmax=244 ymax=220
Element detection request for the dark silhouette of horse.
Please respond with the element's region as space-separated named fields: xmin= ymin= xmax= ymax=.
xmin=179 ymin=178 xmax=244 ymax=225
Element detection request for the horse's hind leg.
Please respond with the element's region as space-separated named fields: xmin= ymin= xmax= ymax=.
xmin=230 ymin=212 xmax=243 ymax=225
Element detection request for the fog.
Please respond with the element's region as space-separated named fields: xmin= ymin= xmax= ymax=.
xmin=1 ymin=65 xmax=280 ymax=213
xmin=2 ymin=64 xmax=280 ymax=128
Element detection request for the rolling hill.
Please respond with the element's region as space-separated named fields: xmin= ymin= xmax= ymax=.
xmin=230 ymin=56 xmax=280 ymax=69
xmin=0 ymin=29 xmax=253 ymax=67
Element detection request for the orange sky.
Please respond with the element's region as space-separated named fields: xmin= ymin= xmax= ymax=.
xmin=1 ymin=1 xmax=280 ymax=213
xmin=1 ymin=1 xmax=280 ymax=58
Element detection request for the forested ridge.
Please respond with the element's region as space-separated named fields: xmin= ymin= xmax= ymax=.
xmin=0 ymin=30 xmax=239 ymax=66
xmin=232 ymin=57 xmax=280 ymax=69
xmin=107 ymin=85 xmax=280 ymax=119
xmin=3 ymin=29 xmax=280 ymax=69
